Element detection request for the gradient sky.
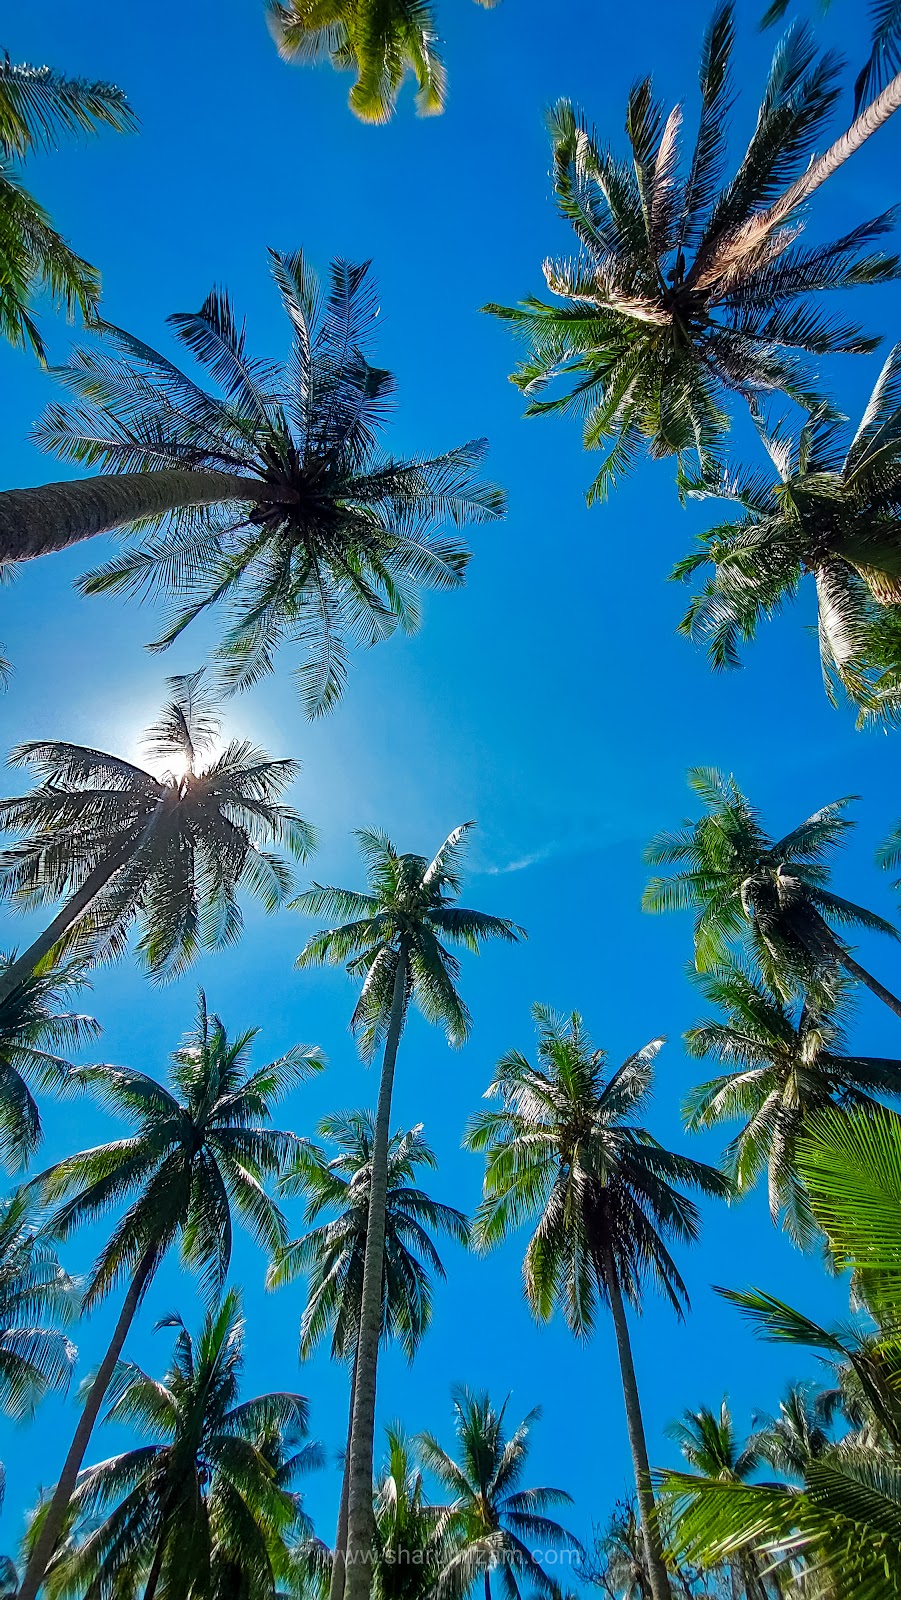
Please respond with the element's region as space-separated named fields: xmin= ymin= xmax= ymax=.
xmin=2 ymin=0 xmax=901 ymax=1574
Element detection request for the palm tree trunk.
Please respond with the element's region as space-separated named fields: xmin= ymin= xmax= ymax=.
xmin=695 ymin=69 xmax=901 ymax=287
xmin=329 ymin=1346 xmax=358 ymax=1600
xmin=603 ymin=1255 xmax=671 ymax=1600
xmin=141 ymin=1524 xmax=168 ymax=1600
xmin=0 ymin=797 xmax=174 ymax=1009
xmin=344 ymin=940 xmax=409 ymax=1600
xmin=484 ymin=1573 xmax=492 ymax=1600
xmin=18 ymin=1247 xmax=158 ymax=1600
xmin=836 ymin=947 xmax=901 ymax=1021
xmin=0 ymin=469 xmax=277 ymax=563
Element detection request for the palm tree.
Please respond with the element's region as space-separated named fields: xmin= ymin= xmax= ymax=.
xmin=374 ymin=1425 xmax=453 ymax=1600
xmin=294 ymin=823 xmax=522 ymax=1600
xmin=666 ymin=1401 xmax=774 ymax=1598
xmin=0 ymin=1190 xmax=76 ymax=1425
xmin=268 ymin=1112 xmax=470 ymax=1600
xmin=0 ymin=670 xmax=313 ymax=1008
xmin=753 ymin=1383 xmax=831 ymax=1479
xmin=0 ymin=957 xmax=100 ymax=1168
xmin=643 ymin=767 xmax=901 ymax=1019
xmin=266 ymin=0 xmax=499 ymax=124
xmin=417 ymin=1386 xmax=580 ymax=1600
xmin=0 ymin=253 xmax=504 ymax=713
xmin=466 ymin=1004 xmax=730 ymax=1600
xmin=672 ymin=349 xmax=901 ymax=712
xmin=486 ymin=5 xmax=901 ymax=500
xmin=44 ymin=1288 xmax=321 ymax=1600
xmin=682 ymin=963 xmax=901 ymax=1244
xmin=661 ymin=1108 xmax=901 ymax=1595
xmin=16 ymin=990 xmax=323 ymax=1600
xmin=0 ymin=57 xmax=136 ymax=358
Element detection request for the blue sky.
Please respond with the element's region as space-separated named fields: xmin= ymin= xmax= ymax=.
xmin=2 ymin=0 xmax=901 ymax=1572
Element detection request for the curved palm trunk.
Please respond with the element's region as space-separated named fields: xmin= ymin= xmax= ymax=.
xmin=603 ymin=1256 xmax=671 ymax=1600
xmin=696 ymin=70 xmax=901 ymax=287
xmin=141 ymin=1523 xmax=168 ymax=1600
xmin=329 ymin=1346 xmax=359 ymax=1600
xmin=344 ymin=942 xmax=409 ymax=1600
xmin=836 ymin=947 xmax=901 ymax=1021
xmin=0 ymin=797 xmax=173 ymax=1010
xmin=0 ymin=469 xmax=273 ymax=563
xmin=18 ymin=1247 xmax=157 ymax=1600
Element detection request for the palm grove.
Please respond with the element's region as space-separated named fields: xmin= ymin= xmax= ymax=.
xmin=2 ymin=3 xmax=901 ymax=1598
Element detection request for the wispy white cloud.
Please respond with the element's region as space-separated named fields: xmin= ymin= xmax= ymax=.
xmin=482 ymin=845 xmax=557 ymax=876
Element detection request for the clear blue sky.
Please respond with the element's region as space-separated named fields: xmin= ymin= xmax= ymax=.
xmin=2 ymin=0 xmax=901 ymax=1572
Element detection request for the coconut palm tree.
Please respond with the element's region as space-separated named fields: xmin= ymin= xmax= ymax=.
xmin=466 ymin=1004 xmax=730 ymax=1600
xmin=0 ymin=957 xmax=99 ymax=1168
xmin=374 ymin=1425 xmax=453 ymax=1600
xmin=0 ymin=670 xmax=313 ymax=1008
xmin=486 ymin=5 xmax=901 ymax=500
xmin=753 ymin=1383 xmax=831 ymax=1480
xmin=662 ymin=1106 xmax=901 ymax=1596
xmin=0 ymin=57 xmax=135 ymax=358
xmin=43 ymin=1288 xmax=321 ymax=1600
xmin=682 ymin=963 xmax=901 ymax=1244
xmin=265 ymin=0 xmax=499 ymax=123
xmin=0 ymin=253 xmax=504 ymax=714
xmin=268 ymin=1112 xmax=470 ymax=1600
xmin=672 ymin=349 xmax=901 ymax=712
xmin=294 ymin=823 xmax=522 ymax=1600
xmin=0 ymin=1190 xmax=76 ymax=1425
xmin=16 ymin=991 xmax=323 ymax=1600
xmin=666 ymin=1401 xmax=775 ymax=1598
xmin=417 ymin=1386 xmax=580 ymax=1600
xmin=643 ymin=767 xmax=901 ymax=1018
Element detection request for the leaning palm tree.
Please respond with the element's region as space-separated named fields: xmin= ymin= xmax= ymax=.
xmin=466 ymin=1004 xmax=729 ymax=1600
xmin=44 ymin=1289 xmax=320 ymax=1600
xmin=0 ymin=957 xmax=99 ymax=1168
xmin=487 ymin=5 xmax=901 ymax=500
xmin=643 ymin=767 xmax=901 ymax=1019
xmin=0 ymin=669 xmax=313 ymax=1008
xmin=417 ymin=1386 xmax=579 ymax=1600
xmin=268 ymin=1112 xmax=470 ymax=1600
xmin=682 ymin=963 xmax=901 ymax=1244
xmin=0 ymin=1190 xmax=76 ymax=1425
xmin=0 ymin=57 xmax=135 ymax=358
xmin=16 ymin=991 xmax=323 ymax=1600
xmin=294 ymin=824 xmax=522 ymax=1600
xmin=0 ymin=252 xmax=504 ymax=714
xmin=266 ymin=0 xmax=499 ymax=124
xmin=673 ymin=349 xmax=901 ymax=713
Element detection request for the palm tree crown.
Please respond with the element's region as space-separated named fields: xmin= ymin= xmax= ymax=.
xmin=49 ymin=1289 xmax=321 ymax=1600
xmin=266 ymin=0 xmax=499 ymax=124
xmin=0 ymin=958 xmax=99 ymax=1167
xmin=417 ymin=1387 xmax=579 ymax=1600
xmin=0 ymin=57 xmax=135 ymax=358
xmin=643 ymin=767 xmax=901 ymax=1013
xmin=0 ymin=1192 xmax=75 ymax=1422
xmin=269 ymin=1112 xmax=470 ymax=1361
xmin=295 ymin=823 xmax=524 ymax=1057
xmin=467 ymin=1004 xmax=728 ymax=1325
xmin=30 ymin=991 xmax=323 ymax=1306
xmin=3 ymin=252 xmax=504 ymax=714
xmin=373 ymin=1426 xmax=452 ymax=1600
xmin=673 ymin=347 xmax=901 ymax=715
xmin=0 ymin=671 xmax=313 ymax=997
xmin=683 ymin=963 xmax=901 ymax=1244
xmin=486 ymin=6 xmax=899 ymax=500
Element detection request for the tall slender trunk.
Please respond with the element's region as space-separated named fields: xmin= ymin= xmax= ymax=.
xmin=837 ymin=948 xmax=901 ymax=1021
xmin=329 ymin=1345 xmax=359 ymax=1600
xmin=141 ymin=1519 xmax=168 ymax=1600
xmin=0 ymin=469 xmax=279 ymax=563
xmin=484 ymin=1572 xmax=492 ymax=1600
xmin=344 ymin=941 xmax=409 ymax=1600
xmin=694 ymin=69 xmax=901 ymax=287
xmin=603 ymin=1254 xmax=671 ymax=1600
xmin=19 ymin=1248 xmax=157 ymax=1600
xmin=0 ymin=796 xmax=174 ymax=1010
